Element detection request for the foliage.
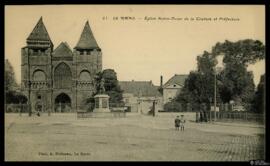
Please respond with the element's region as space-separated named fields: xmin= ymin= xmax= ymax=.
xmin=211 ymin=39 xmax=263 ymax=110
xmin=94 ymin=69 xmax=124 ymax=104
xmin=5 ymin=60 xmax=23 ymax=104
xmin=164 ymin=101 xmax=183 ymax=112
xmin=5 ymin=61 xmax=18 ymax=91
xmin=6 ymin=91 xmax=27 ymax=104
xmin=218 ymin=64 xmax=255 ymax=104
xmin=212 ymin=39 xmax=265 ymax=65
xmin=176 ymin=39 xmax=264 ymax=112
xmin=251 ymin=74 xmax=265 ymax=114
xmin=176 ymin=51 xmax=220 ymax=104
xmin=197 ymin=51 xmax=217 ymax=74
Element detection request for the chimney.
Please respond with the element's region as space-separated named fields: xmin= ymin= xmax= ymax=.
xmin=160 ymin=75 xmax=163 ymax=87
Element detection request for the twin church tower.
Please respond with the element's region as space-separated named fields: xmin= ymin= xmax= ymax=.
xmin=21 ymin=17 xmax=102 ymax=112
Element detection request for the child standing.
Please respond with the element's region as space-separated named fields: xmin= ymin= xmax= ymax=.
xmin=175 ymin=116 xmax=180 ymax=131
xmin=180 ymin=115 xmax=186 ymax=131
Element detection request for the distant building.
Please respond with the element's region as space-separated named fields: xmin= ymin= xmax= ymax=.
xmin=162 ymin=74 xmax=188 ymax=104
xmin=119 ymin=80 xmax=163 ymax=114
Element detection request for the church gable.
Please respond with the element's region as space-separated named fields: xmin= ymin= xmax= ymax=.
xmin=165 ymin=84 xmax=182 ymax=89
xmin=53 ymin=42 xmax=73 ymax=57
xmin=163 ymin=74 xmax=188 ymax=89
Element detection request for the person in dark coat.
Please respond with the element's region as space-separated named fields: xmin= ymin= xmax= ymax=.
xmin=199 ymin=111 xmax=203 ymax=122
xmin=175 ymin=116 xmax=180 ymax=131
xmin=35 ymin=102 xmax=42 ymax=117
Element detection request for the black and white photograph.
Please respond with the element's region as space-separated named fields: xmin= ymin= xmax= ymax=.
xmin=4 ymin=5 xmax=266 ymax=161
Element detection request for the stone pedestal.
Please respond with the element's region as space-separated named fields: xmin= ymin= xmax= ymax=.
xmin=93 ymin=94 xmax=110 ymax=112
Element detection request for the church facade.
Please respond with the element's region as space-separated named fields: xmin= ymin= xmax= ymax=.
xmin=21 ymin=17 xmax=102 ymax=112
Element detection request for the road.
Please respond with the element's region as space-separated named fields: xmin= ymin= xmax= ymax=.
xmin=5 ymin=113 xmax=265 ymax=161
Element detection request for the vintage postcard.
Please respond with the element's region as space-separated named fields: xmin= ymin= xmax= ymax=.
xmin=5 ymin=5 xmax=266 ymax=161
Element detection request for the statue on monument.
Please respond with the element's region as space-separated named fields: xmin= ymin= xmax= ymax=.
xmin=99 ymin=78 xmax=106 ymax=94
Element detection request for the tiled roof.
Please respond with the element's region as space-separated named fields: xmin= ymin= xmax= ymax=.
xmin=53 ymin=42 xmax=73 ymax=57
xmin=26 ymin=17 xmax=52 ymax=43
xmin=119 ymin=81 xmax=162 ymax=97
xmin=74 ymin=21 xmax=100 ymax=50
xmin=163 ymin=74 xmax=188 ymax=88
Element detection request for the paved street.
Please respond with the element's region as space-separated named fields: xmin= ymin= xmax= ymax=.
xmin=5 ymin=113 xmax=265 ymax=161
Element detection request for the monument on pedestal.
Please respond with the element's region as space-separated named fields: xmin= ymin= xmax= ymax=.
xmin=93 ymin=94 xmax=110 ymax=112
xmin=93 ymin=78 xmax=111 ymax=112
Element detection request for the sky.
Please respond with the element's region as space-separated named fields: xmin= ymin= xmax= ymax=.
xmin=5 ymin=5 xmax=265 ymax=86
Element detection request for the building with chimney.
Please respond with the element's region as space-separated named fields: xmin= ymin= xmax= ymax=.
xmin=21 ymin=17 xmax=102 ymax=112
xmin=162 ymin=74 xmax=188 ymax=104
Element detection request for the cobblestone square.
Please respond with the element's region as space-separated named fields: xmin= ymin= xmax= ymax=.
xmin=5 ymin=113 xmax=265 ymax=161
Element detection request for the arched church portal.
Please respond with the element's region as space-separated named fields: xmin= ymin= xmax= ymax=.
xmin=54 ymin=93 xmax=71 ymax=112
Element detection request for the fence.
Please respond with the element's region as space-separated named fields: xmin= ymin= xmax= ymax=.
xmin=109 ymin=102 xmax=125 ymax=108
xmin=163 ymin=102 xmax=254 ymax=112
xmin=6 ymin=102 xmax=127 ymax=113
xmin=77 ymin=111 xmax=126 ymax=119
xmin=214 ymin=111 xmax=263 ymax=123
xmin=196 ymin=111 xmax=264 ymax=123
xmin=5 ymin=104 xmax=29 ymax=113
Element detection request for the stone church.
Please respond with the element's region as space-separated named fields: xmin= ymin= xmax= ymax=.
xmin=21 ymin=17 xmax=102 ymax=112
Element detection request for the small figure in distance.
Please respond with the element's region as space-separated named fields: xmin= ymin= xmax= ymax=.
xmin=175 ymin=115 xmax=181 ymax=131
xmin=180 ymin=115 xmax=186 ymax=131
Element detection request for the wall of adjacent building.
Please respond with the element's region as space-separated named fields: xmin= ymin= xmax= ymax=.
xmin=163 ymin=88 xmax=180 ymax=104
xmin=122 ymin=93 xmax=163 ymax=113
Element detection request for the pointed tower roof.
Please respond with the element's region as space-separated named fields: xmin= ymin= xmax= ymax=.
xmin=53 ymin=42 xmax=73 ymax=57
xmin=75 ymin=21 xmax=100 ymax=50
xmin=27 ymin=17 xmax=53 ymax=45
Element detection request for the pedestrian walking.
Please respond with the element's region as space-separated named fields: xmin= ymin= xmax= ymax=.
xmin=200 ymin=111 xmax=203 ymax=122
xmin=175 ymin=116 xmax=180 ymax=131
xmin=180 ymin=115 xmax=186 ymax=131
xmin=35 ymin=101 xmax=42 ymax=117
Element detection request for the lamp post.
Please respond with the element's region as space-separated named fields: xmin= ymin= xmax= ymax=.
xmin=209 ymin=97 xmax=212 ymax=122
xmin=152 ymin=96 xmax=158 ymax=117
xmin=213 ymin=54 xmax=224 ymax=122
xmin=214 ymin=67 xmax=222 ymax=122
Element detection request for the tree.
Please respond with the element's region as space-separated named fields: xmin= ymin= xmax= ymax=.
xmin=164 ymin=100 xmax=182 ymax=112
xmin=251 ymin=74 xmax=265 ymax=114
xmin=5 ymin=59 xmax=20 ymax=104
xmin=176 ymin=51 xmax=219 ymax=108
xmin=212 ymin=39 xmax=265 ymax=65
xmin=6 ymin=91 xmax=27 ymax=104
xmin=5 ymin=59 xmax=18 ymax=92
xmin=218 ymin=63 xmax=255 ymax=104
xmin=95 ymin=69 xmax=123 ymax=104
xmin=176 ymin=39 xmax=264 ymax=112
xmin=211 ymin=39 xmax=264 ymax=111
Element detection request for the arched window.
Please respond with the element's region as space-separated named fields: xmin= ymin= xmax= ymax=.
xmin=33 ymin=70 xmax=46 ymax=81
xmin=79 ymin=70 xmax=91 ymax=81
xmin=54 ymin=63 xmax=72 ymax=88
